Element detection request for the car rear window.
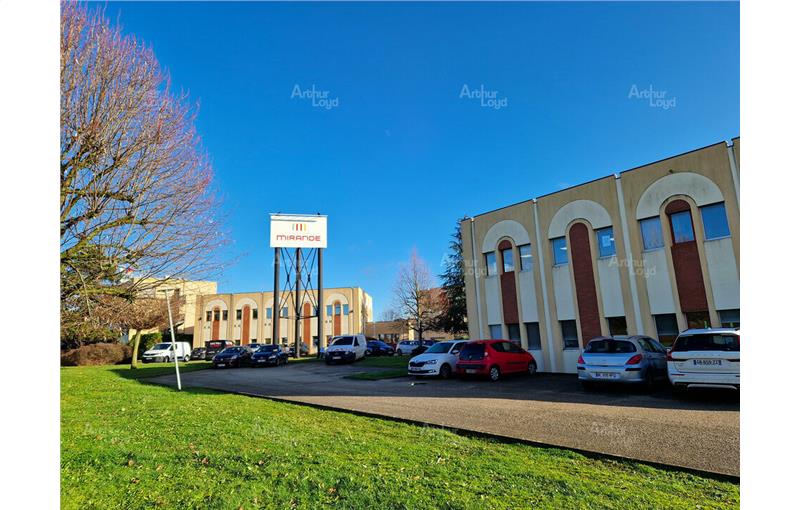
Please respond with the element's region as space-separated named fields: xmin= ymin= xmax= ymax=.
xmin=584 ymin=339 xmax=636 ymax=354
xmin=459 ymin=343 xmax=485 ymax=360
xmin=208 ymin=341 xmax=224 ymax=349
xmin=672 ymin=334 xmax=739 ymax=352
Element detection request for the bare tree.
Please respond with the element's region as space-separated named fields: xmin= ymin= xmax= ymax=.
xmin=60 ymin=2 xmax=227 ymax=338
xmin=392 ymin=249 xmax=441 ymax=344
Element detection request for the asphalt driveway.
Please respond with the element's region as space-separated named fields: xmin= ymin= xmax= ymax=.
xmin=148 ymin=360 xmax=739 ymax=476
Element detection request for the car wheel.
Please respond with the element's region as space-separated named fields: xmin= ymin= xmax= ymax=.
xmin=183 ymin=355 xmax=190 ymax=362
xmin=439 ymin=364 xmax=452 ymax=379
xmin=489 ymin=366 xmax=501 ymax=382
xmin=527 ymin=361 xmax=537 ymax=376
xmin=163 ymin=356 xmax=170 ymax=363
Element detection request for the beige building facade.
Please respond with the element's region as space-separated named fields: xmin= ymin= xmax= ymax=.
xmin=462 ymin=139 xmax=740 ymax=373
xmin=193 ymin=287 xmax=373 ymax=352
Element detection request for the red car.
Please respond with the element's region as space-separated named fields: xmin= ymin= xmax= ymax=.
xmin=455 ymin=340 xmax=537 ymax=381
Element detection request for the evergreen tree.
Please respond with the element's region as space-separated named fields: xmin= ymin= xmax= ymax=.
xmin=437 ymin=218 xmax=469 ymax=336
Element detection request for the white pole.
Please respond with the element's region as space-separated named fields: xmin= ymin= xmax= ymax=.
xmin=163 ymin=289 xmax=182 ymax=391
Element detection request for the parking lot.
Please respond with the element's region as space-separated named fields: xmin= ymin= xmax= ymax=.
xmin=149 ymin=360 xmax=739 ymax=476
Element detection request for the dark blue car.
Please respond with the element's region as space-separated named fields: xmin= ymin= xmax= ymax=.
xmin=250 ymin=345 xmax=289 ymax=367
xmin=366 ymin=340 xmax=394 ymax=356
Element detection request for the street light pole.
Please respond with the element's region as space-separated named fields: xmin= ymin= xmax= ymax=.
xmin=162 ymin=289 xmax=182 ymax=391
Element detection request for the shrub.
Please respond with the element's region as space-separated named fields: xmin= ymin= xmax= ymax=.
xmin=61 ymin=343 xmax=133 ymax=366
xmin=137 ymin=332 xmax=162 ymax=359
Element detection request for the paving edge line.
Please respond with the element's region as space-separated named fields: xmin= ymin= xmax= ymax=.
xmin=141 ymin=377 xmax=739 ymax=482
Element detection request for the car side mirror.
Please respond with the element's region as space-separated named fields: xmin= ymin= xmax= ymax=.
xmin=452 ymin=350 xmax=460 ymax=355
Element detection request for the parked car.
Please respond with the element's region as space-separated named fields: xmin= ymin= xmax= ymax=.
xmin=142 ymin=342 xmax=192 ymax=363
xmin=577 ymin=336 xmax=667 ymax=390
xmin=205 ymin=340 xmax=234 ymax=361
xmin=212 ymin=346 xmax=253 ymax=368
xmin=189 ymin=347 xmax=206 ymax=361
xmin=250 ymin=344 xmax=289 ymax=367
xmin=247 ymin=343 xmax=264 ymax=353
xmin=366 ymin=340 xmax=394 ymax=356
xmin=456 ymin=340 xmax=537 ymax=381
xmin=283 ymin=342 xmax=310 ymax=357
xmin=408 ymin=340 xmax=467 ymax=379
xmin=668 ymin=328 xmax=740 ymax=392
xmin=325 ymin=334 xmax=367 ymax=364
xmin=410 ymin=340 xmax=436 ymax=357
xmin=396 ymin=340 xmax=434 ymax=355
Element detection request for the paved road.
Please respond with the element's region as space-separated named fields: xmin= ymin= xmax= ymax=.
xmin=149 ymin=360 xmax=739 ymax=476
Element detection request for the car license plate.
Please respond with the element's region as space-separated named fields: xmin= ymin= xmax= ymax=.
xmin=693 ymin=359 xmax=722 ymax=366
xmin=333 ymin=356 xmax=341 ymax=360
xmin=217 ymin=363 xmax=225 ymax=368
xmin=409 ymin=367 xmax=421 ymax=372
xmin=257 ymin=359 xmax=265 ymax=363
xmin=595 ymin=372 xmax=618 ymax=379
xmin=465 ymin=369 xmax=477 ymax=374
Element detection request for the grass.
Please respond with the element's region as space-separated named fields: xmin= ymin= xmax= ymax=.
xmin=343 ymin=355 xmax=409 ymax=380
xmin=62 ymin=365 xmax=739 ymax=509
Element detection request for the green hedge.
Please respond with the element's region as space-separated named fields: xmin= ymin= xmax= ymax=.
xmin=136 ymin=332 xmax=162 ymax=359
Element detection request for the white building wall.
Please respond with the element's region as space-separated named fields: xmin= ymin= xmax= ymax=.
xmin=704 ymin=238 xmax=740 ymax=310
xmin=485 ymin=276 xmax=502 ymax=325
xmin=596 ymin=257 xmax=625 ymax=317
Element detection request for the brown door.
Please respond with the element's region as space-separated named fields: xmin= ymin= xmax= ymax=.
xmin=242 ymin=305 xmax=251 ymax=344
xmin=333 ymin=301 xmax=342 ymax=336
xmin=212 ymin=307 xmax=220 ymax=340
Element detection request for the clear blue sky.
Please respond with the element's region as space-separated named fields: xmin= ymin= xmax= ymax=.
xmin=110 ymin=1 xmax=739 ymax=318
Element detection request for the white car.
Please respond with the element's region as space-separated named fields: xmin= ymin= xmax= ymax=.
xmin=142 ymin=341 xmax=192 ymax=363
xmin=324 ymin=334 xmax=367 ymax=364
xmin=396 ymin=340 xmax=422 ymax=355
xmin=407 ymin=340 xmax=467 ymax=379
xmin=667 ymin=328 xmax=740 ymax=391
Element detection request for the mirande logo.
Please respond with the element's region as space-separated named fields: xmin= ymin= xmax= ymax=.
xmin=291 ymin=84 xmax=339 ymax=110
xmin=628 ymin=84 xmax=677 ymax=110
xmin=292 ymin=223 xmax=308 ymax=232
xmin=459 ymin=84 xmax=508 ymax=110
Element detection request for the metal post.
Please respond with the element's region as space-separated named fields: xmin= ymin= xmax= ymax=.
xmin=294 ymin=247 xmax=301 ymax=358
xmin=317 ymin=248 xmax=324 ymax=354
xmin=272 ymin=248 xmax=280 ymax=345
xmin=162 ymin=289 xmax=181 ymax=391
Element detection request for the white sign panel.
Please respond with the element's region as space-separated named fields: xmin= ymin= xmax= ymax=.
xmin=270 ymin=214 xmax=327 ymax=248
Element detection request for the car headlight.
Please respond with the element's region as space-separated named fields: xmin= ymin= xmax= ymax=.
xmin=424 ymin=359 xmax=438 ymax=365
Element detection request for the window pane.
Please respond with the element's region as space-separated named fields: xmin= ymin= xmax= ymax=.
xmin=236 ymin=309 xmax=242 ymax=320
xmin=507 ymin=323 xmax=521 ymax=343
xmin=700 ymin=203 xmax=731 ymax=239
xmin=518 ymin=244 xmax=533 ymax=272
xmin=524 ymin=322 xmax=542 ymax=350
xmin=718 ymin=309 xmax=740 ymax=328
xmin=489 ymin=324 xmax=502 ymax=339
xmin=266 ymin=308 xmax=272 ymax=319
xmin=281 ymin=307 xmax=288 ymax=318
xmin=654 ymin=313 xmax=679 ymax=347
xmin=485 ymin=252 xmax=497 ymax=276
xmin=686 ymin=311 xmax=711 ymax=329
xmin=343 ymin=304 xmax=349 ymax=315
xmin=552 ymin=237 xmax=568 ymax=265
xmin=214 ymin=310 xmax=220 ymax=321
xmin=222 ymin=310 xmax=228 ymax=321
xmin=596 ymin=227 xmax=616 ymax=257
xmin=335 ymin=304 xmax=342 ymax=315
xmin=326 ymin=305 xmax=332 ymax=316
xmin=560 ymin=320 xmax=578 ymax=349
xmin=206 ymin=311 xmax=212 ymax=321
xmin=639 ymin=217 xmax=664 ymax=250
xmin=607 ymin=316 xmax=628 ymax=335
xmin=252 ymin=308 xmax=258 ymax=319
xmin=501 ymin=248 xmax=514 ymax=272
xmin=670 ymin=211 xmax=695 ymax=243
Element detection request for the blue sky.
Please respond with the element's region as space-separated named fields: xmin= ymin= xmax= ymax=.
xmin=110 ymin=1 xmax=739 ymax=317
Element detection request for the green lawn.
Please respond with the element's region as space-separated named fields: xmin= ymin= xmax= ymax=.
xmin=344 ymin=355 xmax=408 ymax=380
xmin=62 ymin=365 xmax=739 ymax=509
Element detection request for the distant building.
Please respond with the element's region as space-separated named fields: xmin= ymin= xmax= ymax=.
xmin=462 ymin=138 xmax=740 ymax=373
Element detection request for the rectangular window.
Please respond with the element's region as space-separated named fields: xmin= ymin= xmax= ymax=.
xmin=213 ymin=310 xmax=220 ymax=321
xmin=718 ymin=309 xmax=740 ymax=328
xmin=654 ymin=313 xmax=679 ymax=347
xmin=669 ymin=210 xmax=695 ymax=243
xmin=281 ymin=307 xmax=288 ymax=318
xmin=524 ymin=322 xmax=541 ymax=350
xmin=552 ymin=237 xmax=568 ymax=265
xmin=607 ymin=316 xmax=628 ymax=336
xmin=222 ymin=310 xmax=228 ymax=321
xmin=507 ymin=323 xmax=521 ymax=343
xmin=686 ymin=311 xmax=711 ymax=329
xmin=313 ymin=306 xmax=319 ymax=316
xmin=518 ymin=244 xmax=533 ymax=272
xmin=252 ymin=308 xmax=258 ymax=320
xmin=596 ymin=227 xmax=616 ymax=258
xmin=206 ymin=311 xmax=212 ymax=322
xmin=335 ymin=304 xmax=342 ymax=315
xmin=485 ymin=252 xmax=498 ymax=276
xmin=639 ymin=217 xmax=664 ymax=250
xmin=501 ymin=247 xmax=514 ymax=273
xmin=236 ymin=309 xmax=242 ymax=320
xmin=326 ymin=305 xmax=333 ymax=316
xmin=560 ymin=320 xmax=579 ymax=349
xmin=489 ymin=324 xmax=503 ymax=339
xmin=266 ymin=308 xmax=272 ymax=319
xmin=700 ymin=202 xmax=731 ymax=240
xmin=343 ymin=304 xmax=349 ymax=315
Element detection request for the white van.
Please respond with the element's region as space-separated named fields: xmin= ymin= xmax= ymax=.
xmin=142 ymin=342 xmax=192 ymax=363
xmin=324 ymin=334 xmax=367 ymax=364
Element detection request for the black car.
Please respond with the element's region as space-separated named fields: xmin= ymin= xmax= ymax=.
xmin=205 ymin=340 xmax=234 ymax=361
xmin=250 ymin=345 xmax=289 ymax=367
xmin=212 ymin=346 xmax=252 ymax=368
xmin=411 ymin=340 xmax=437 ymax=357
xmin=189 ymin=347 xmax=206 ymax=361
xmin=366 ymin=340 xmax=394 ymax=356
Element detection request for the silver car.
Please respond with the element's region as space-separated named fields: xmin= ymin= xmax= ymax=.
xmin=577 ymin=335 xmax=668 ymax=390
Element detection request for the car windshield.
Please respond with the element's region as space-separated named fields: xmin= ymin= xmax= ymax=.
xmin=257 ymin=346 xmax=278 ymax=353
xmin=220 ymin=348 xmax=239 ymax=354
xmin=331 ymin=337 xmax=354 ymax=346
xmin=672 ymin=334 xmax=739 ymax=352
xmin=152 ymin=343 xmax=172 ymax=350
xmin=425 ymin=342 xmax=453 ymax=354
xmin=584 ymin=339 xmax=636 ymax=354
